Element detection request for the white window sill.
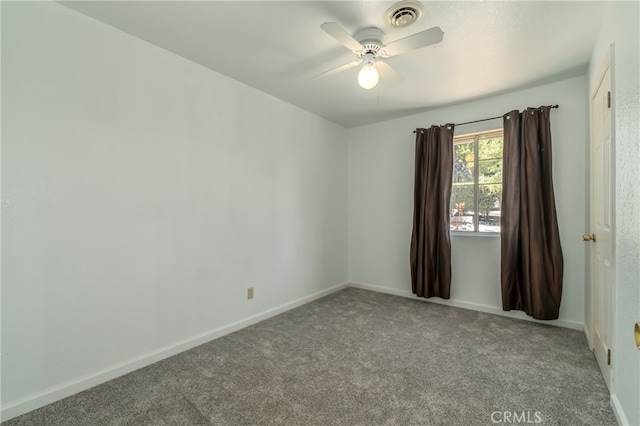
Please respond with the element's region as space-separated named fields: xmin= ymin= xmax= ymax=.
xmin=450 ymin=231 xmax=500 ymax=238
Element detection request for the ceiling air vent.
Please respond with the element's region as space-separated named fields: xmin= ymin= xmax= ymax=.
xmin=385 ymin=1 xmax=424 ymax=28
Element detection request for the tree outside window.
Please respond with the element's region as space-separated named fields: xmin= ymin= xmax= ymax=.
xmin=450 ymin=130 xmax=503 ymax=233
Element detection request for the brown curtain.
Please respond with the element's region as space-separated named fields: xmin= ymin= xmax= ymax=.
xmin=410 ymin=125 xmax=454 ymax=299
xmin=501 ymin=106 xmax=563 ymax=320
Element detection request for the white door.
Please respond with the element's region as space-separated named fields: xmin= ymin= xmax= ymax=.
xmin=588 ymin=54 xmax=613 ymax=390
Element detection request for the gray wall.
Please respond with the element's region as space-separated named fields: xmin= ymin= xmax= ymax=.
xmin=348 ymin=76 xmax=588 ymax=329
xmin=1 ymin=1 xmax=349 ymax=415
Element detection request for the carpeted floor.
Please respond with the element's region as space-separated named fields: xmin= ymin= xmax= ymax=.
xmin=3 ymin=288 xmax=616 ymax=425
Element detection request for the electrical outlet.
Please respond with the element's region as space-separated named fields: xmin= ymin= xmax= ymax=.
xmin=247 ymin=287 xmax=254 ymax=300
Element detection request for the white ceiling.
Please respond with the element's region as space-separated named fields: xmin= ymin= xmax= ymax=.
xmin=60 ymin=1 xmax=606 ymax=128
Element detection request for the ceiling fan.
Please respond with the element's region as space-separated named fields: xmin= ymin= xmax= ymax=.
xmin=315 ymin=22 xmax=444 ymax=89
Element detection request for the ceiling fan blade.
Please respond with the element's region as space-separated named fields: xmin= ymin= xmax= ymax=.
xmin=376 ymin=61 xmax=403 ymax=83
xmin=384 ymin=26 xmax=444 ymax=57
xmin=320 ymin=22 xmax=363 ymax=52
xmin=313 ymin=60 xmax=361 ymax=79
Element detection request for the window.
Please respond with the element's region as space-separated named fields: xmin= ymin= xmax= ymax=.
xmin=450 ymin=129 xmax=503 ymax=233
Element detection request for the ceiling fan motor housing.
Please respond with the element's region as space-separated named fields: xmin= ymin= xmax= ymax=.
xmin=354 ymin=27 xmax=385 ymax=57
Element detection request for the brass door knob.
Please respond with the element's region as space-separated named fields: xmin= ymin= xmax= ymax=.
xmin=583 ymin=233 xmax=596 ymax=242
xmin=635 ymin=323 xmax=640 ymax=350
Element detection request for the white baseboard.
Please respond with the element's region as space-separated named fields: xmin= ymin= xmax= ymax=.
xmin=0 ymin=281 xmax=350 ymax=422
xmin=610 ymin=393 xmax=629 ymax=425
xmin=349 ymin=281 xmax=583 ymax=331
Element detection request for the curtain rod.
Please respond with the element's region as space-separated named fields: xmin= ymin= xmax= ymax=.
xmin=413 ymin=104 xmax=559 ymax=133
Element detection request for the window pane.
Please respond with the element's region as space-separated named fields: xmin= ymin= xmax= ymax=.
xmin=478 ymin=137 xmax=502 ymax=183
xmin=451 ymin=131 xmax=503 ymax=234
xmin=453 ymin=142 xmax=474 ymax=183
xmin=478 ymin=136 xmax=503 ymax=160
xmin=478 ymin=183 xmax=502 ymax=233
xmin=479 ymin=159 xmax=502 ymax=183
xmin=450 ymin=184 xmax=475 ymax=231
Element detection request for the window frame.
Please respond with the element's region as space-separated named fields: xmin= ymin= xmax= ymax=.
xmin=450 ymin=128 xmax=503 ymax=235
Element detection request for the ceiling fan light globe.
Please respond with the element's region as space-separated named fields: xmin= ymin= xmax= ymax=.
xmin=358 ymin=63 xmax=379 ymax=89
